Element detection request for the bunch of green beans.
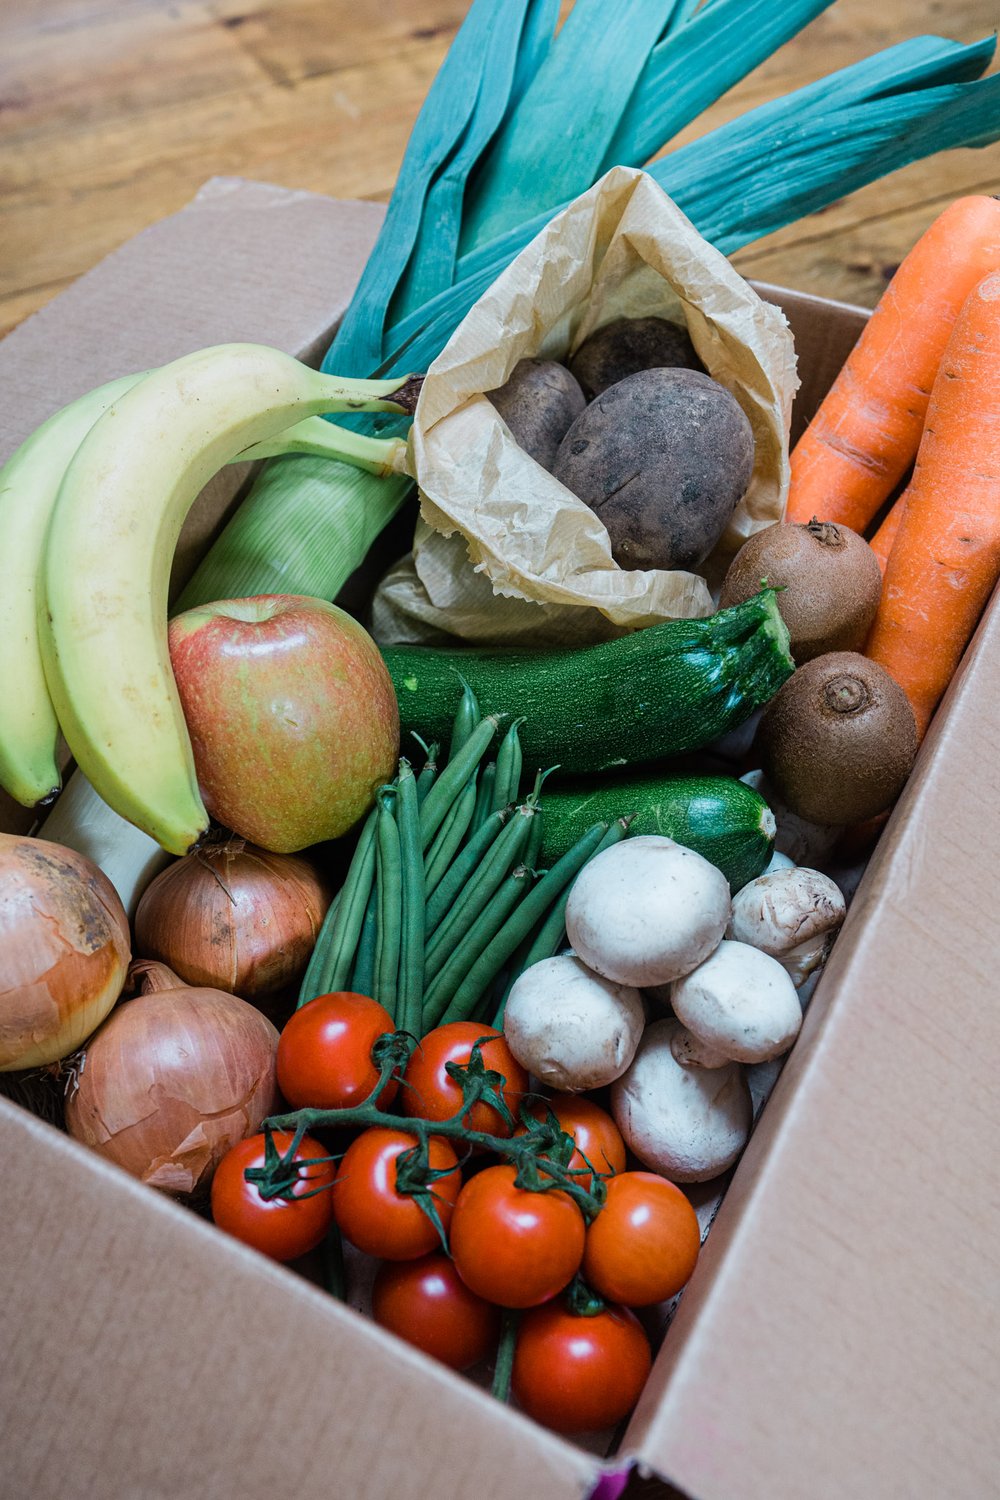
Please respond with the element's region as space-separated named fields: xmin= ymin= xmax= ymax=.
xmin=297 ymin=683 xmax=633 ymax=1034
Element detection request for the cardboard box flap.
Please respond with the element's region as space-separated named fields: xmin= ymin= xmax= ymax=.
xmin=623 ymin=589 xmax=1000 ymax=1497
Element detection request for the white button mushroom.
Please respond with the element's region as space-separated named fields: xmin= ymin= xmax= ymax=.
xmin=502 ymin=954 xmax=645 ymax=1092
xmin=728 ymin=866 xmax=846 ymax=986
xmin=610 ymin=1019 xmax=752 ymax=1183
xmin=670 ymin=939 xmax=802 ymax=1065
xmin=565 ymin=835 xmax=731 ymax=988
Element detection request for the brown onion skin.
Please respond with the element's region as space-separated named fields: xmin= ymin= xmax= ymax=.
xmin=64 ymin=962 xmax=280 ymax=1198
xmin=133 ymin=842 xmax=331 ymax=999
xmin=0 ymin=833 xmax=131 ymax=1072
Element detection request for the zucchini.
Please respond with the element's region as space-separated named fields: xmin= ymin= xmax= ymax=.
xmin=538 ymin=774 xmax=776 ymax=893
xmin=382 ymin=589 xmax=792 ymax=775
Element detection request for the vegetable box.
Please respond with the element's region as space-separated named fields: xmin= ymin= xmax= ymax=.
xmin=1 ymin=180 xmax=997 ymax=1500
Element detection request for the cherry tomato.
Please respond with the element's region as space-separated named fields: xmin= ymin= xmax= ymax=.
xmin=276 ymin=991 xmax=398 ymax=1110
xmin=449 ymin=1164 xmax=585 ymax=1308
xmin=332 ymin=1126 xmax=461 ymax=1260
xmin=402 ymin=1022 xmax=528 ymax=1137
xmin=372 ymin=1252 xmax=501 ymax=1371
xmin=512 ymin=1300 xmax=652 ymax=1434
xmin=518 ymin=1094 xmax=627 ymax=1189
xmin=211 ymin=1130 xmax=336 ymax=1262
xmin=582 ymin=1171 xmax=701 ymax=1306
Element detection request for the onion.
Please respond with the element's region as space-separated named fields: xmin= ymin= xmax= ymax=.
xmin=64 ymin=961 xmax=280 ymax=1197
xmin=0 ymin=833 xmax=131 ymax=1072
xmin=133 ymin=841 xmax=331 ymax=999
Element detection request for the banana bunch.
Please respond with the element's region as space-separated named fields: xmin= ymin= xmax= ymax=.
xmin=0 ymin=343 xmax=419 ymax=854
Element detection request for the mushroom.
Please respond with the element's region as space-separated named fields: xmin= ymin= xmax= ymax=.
xmin=502 ymin=954 xmax=645 ymax=1092
xmin=670 ymin=939 xmax=802 ymax=1065
xmin=762 ymin=849 xmax=796 ymax=876
xmin=565 ymin=835 xmax=731 ymax=988
xmin=728 ymin=866 xmax=846 ymax=986
xmin=610 ymin=1018 xmax=752 ymax=1183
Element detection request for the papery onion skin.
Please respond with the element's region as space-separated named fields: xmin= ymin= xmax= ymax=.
xmin=133 ymin=843 xmax=331 ymax=999
xmin=0 ymin=833 xmax=131 ymax=1072
xmin=64 ymin=962 xmax=280 ymax=1198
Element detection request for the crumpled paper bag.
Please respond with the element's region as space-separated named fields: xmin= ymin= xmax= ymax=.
xmin=372 ymin=166 xmax=798 ymax=646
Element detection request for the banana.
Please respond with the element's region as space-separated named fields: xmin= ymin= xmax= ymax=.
xmin=38 ymin=343 xmax=420 ymax=855
xmin=0 ymin=372 xmax=145 ymax=807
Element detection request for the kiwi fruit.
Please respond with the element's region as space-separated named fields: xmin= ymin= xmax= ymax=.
xmin=756 ymin=652 xmax=918 ymax=825
xmin=568 ymin=316 xmax=704 ymax=400
xmin=485 ymin=358 xmax=586 ymax=471
xmin=720 ymin=519 xmax=882 ymax=664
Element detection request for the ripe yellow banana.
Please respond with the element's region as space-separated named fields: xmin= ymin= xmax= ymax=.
xmin=0 ymin=372 xmax=145 ymax=807
xmin=38 ymin=343 xmax=420 ymax=855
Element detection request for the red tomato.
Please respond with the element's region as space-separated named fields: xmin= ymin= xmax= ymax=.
xmin=372 ymin=1252 xmax=501 ymax=1371
xmin=449 ymin=1164 xmax=585 ymax=1308
xmin=276 ymin=991 xmax=397 ymax=1110
xmin=512 ymin=1301 xmax=652 ymax=1434
xmin=402 ymin=1022 xmax=528 ymax=1138
xmin=332 ymin=1126 xmax=461 ymax=1260
xmin=518 ymin=1094 xmax=627 ymax=1189
xmin=211 ymin=1130 xmax=336 ymax=1262
xmin=582 ymin=1171 xmax=701 ymax=1306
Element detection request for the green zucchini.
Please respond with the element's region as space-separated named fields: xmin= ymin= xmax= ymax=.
xmin=381 ymin=589 xmax=792 ymax=775
xmin=538 ymin=774 xmax=775 ymax=893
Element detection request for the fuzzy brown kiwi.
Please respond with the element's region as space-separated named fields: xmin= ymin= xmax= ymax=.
xmin=720 ymin=519 xmax=882 ymax=664
xmin=756 ymin=652 xmax=918 ymax=825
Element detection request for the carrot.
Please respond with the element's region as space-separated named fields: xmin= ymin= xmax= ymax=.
xmin=864 ymin=271 xmax=1000 ymax=739
xmin=869 ymin=495 xmax=905 ymax=576
xmin=786 ymin=195 xmax=1000 ymax=532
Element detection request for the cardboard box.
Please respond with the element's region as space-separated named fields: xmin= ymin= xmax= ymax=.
xmin=2 ymin=183 xmax=997 ymax=1500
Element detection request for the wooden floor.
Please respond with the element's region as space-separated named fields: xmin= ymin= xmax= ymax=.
xmin=3 ymin=0 xmax=1000 ymax=339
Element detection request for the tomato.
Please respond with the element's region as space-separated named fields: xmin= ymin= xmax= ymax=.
xmin=401 ymin=1022 xmax=528 ymax=1138
xmin=449 ymin=1164 xmax=585 ymax=1308
xmin=332 ymin=1126 xmax=461 ymax=1260
xmin=210 ymin=1130 xmax=336 ymax=1262
xmin=582 ymin=1171 xmax=701 ymax=1306
xmin=512 ymin=1300 xmax=652 ymax=1434
xmin=276 ymin=991 xmax=398 ymax=1110
xmin=518 ymin=1094 xmax=627 ymax=1189
xmin=372 ymin=1252 xmax=501 ymax=1371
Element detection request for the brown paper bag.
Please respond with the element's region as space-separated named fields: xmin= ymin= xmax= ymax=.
xmin=372 ymin=167 xmax=798 ymax=646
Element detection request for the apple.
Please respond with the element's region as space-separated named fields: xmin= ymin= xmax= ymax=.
xmin=168 ymin=594 xmax=399 ymax=852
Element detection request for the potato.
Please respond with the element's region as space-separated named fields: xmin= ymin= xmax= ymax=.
xmin=552 ymin=368 xmax=755 ymax=571
xmin=485 ymin=358 xmax=586 ymax=471
xmin=568 ymin=316 xmax=704 ymax=400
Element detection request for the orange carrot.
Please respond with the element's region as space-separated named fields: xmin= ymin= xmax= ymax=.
xmin=865 ymin=271 xmax=1000 ymax=738
xmin=786 ymin=195 xmax=1000 ymax=532
xmin=869 ymin=495 xmax=905 ymax=576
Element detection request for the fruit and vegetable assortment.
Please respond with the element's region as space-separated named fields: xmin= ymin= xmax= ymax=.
xmin=2 ymin=186 xmax=1000 ymax=1448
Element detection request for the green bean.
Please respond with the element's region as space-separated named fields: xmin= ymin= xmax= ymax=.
xmin=524 ymin=799 xmax=545 ymax=872
xmin=449 ymin=677 xmax=481 ymax=758
xmin=424 ymin=805 xmax=509 ymax=933
xmin=490 ymin=718 xmax=524 ymax=814
xmin=395 ymin=762 xmax=425 ymax=1036
xmin=423 ymin=778 xmax=477 ymax=895
xmin=424 ymin=868 xmax=533 ymax=1030
xmin=493 ymin=817 xmax=632 ymax=1025
xmin=297 ymin=807 xmax=378 ymax=1006
xmin=373 ymin=791 xmax=402 ymax=1022
xmin=350 ymin=883 xmax=379 ymax=998
xmin=424 ymin=802 xmax=537 ymax=983
xmin=442 ymin=821 xmax=611 ymax=1025
xmin=414 ymin=741 xmax=440 ymax=806
xmin=418 ymin=715 xmax=499 ymax=851
xmin=469 ymin=761 xmax=497 ymax=838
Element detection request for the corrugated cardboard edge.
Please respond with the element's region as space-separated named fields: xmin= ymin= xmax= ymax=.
xmin=624 ymin=291 xmax=1000 ymax=1499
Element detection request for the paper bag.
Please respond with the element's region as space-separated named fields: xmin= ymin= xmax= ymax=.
xmin=372 ymin=166 xmax=798 ymax=646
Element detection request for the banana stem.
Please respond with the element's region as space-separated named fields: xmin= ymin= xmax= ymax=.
xmin=312 ymin=370 xmax=424 ymax=415
xmin=239 ymin=419 xmax=411 ymax=478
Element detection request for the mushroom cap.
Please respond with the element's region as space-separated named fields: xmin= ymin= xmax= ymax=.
xmin=610 ymin=1018 xmax=752 ymax=1183
xmin=503 ymin=954 xmax=645 ymax=1092
xmin=565 ymin=835 xmax=731 ymax=988
xmin=728 ymin=866 xmax=846 ymax=985
xmin=671 ymin=939 xmax=802 ymax=1064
